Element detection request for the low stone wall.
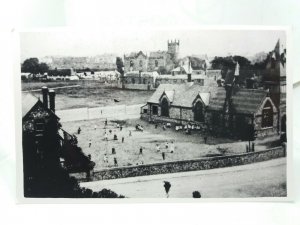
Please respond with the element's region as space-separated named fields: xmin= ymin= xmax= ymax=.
xmin=116 ymin=83 xmax=155 ymax=90
xmin=75 ymin=146 xmax=285 ymax=182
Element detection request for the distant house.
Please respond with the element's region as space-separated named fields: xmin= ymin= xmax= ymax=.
xmin=123 ymin=40 xmax=179 ymax=73
xmin=124 ymin=51 xmax=148 ymax=72
xmin=120 ymin=71 xmax=159 ymax=90
xmin=155 ymin=74 xmax=218 ymax=87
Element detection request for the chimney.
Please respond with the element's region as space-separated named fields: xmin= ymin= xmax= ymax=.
xmin=187 ymin=73 xmax=192 ymax=82
xmin=41 ymin=86 xmax=48 ymax=108
xmin=49 ymin=90 xmax=56 ymax=112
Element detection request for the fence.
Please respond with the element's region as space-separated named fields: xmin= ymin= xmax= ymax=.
xmin=73 ymin=146 xmax=286 ymax=182
xmin=56 ymin=104 xmax=143 ymax=122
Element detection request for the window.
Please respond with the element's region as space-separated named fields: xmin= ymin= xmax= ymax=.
xmin=152 ymin=105 xmax=158 ymax=115
xmin=139 ymin=60 xmax=143 ymax=67
xmin=161 ymin=98 xmax=169 ymax=117
xmin=130 ymin=60 xmax=134 ymax=67
xmin=143 ymin=78 xmax=146 ymax=84
xmin=155 ymin=60 xmax=159 ymax=67
xmin=143 ymin=109 xmax=148 ymax=114
xmin=194 ymin=101 xmax=205 ymax=122
xmin=131 ymin=78 xmax=135 ymax=84
xmin=262 ymin=101 xmax=273 ymax=128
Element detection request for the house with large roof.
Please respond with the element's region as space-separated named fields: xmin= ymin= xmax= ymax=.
xmin=206 ymin=87 xmax=278 ymax=139
xmin=22 ymin=88 xmax=94 ymax=196
xmin=140 ymin=83 xmax=216 ymax=125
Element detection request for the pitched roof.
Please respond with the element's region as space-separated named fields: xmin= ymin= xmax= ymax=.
xmin=22 ymin=93 xmax=40 ymax=118
xmin=149 ymin=51 xmax=167 ymax=58
xmin=208 ymin=87 xmax=268 ymax=114
xmin=148 ymin=83 xmax=216 ymax=108
xmin=22 ymin=93 xmax=59 ymax=119
xmin=125 ymin=51 xmax=147 ymax=58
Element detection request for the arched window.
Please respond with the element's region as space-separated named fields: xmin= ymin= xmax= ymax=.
xmin=130 ymin=60 xmax=134 ymax=67
xmin=194 ymin=101 xmax=204 ymax=122
xmin=161 ymin=98 xmax=169 ymax=117
xmin=155 ymin=60 xmax=159 ymax=67
xmin=262 ymin=101 xmax=273 ymax=128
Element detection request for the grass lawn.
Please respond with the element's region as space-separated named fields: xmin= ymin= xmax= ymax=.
xmin=22 ymin=80 xmax=154 ymax=110
xmin=62 ymin=118 xmax=274 ymax=170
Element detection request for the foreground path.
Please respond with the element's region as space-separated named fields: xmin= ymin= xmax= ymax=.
xmin=56 ymin=104 xmax=143 ymax=122
xmin=80 ymin=158 xmax=287 ymax=198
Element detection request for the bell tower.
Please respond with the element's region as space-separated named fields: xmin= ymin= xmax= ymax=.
xmin=167 ymin=39 xmax=180 ymax=61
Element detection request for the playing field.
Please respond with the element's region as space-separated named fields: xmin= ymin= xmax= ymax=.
xmin=61 ymin=118 xmax=274 ymax=170
xmin=22 ymin=80 xmax=154 ymax=110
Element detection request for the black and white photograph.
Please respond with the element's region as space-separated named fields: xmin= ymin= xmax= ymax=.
xmin=19 ymin=28 xmax=289 ymax=199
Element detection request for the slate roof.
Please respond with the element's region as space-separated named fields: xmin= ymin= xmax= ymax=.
xmin=208 ymin=87 xmax=268 ymax=114
xmin=148 ymin=83 xmax=216 ymax=108
xmin=22 ymin=93 xmax=40 ymax=118
xmin=22 ymin=93 xmax=59 ymax=119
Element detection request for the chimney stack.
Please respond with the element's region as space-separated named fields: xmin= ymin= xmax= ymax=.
xmin=187 ymin=73 xmax=192 ymax=82
xmin=41 ymin=86 xmax=48 ymax=108
xmin=49 ymin=90 xmax=56 ymax=112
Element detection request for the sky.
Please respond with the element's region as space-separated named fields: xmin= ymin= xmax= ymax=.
xmin=20 ymin=29 xmax=286 ymax=61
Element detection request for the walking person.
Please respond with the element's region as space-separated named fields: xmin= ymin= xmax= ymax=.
xmin=139 ymin=146 xmax=143 ymax=155
xmin=103 ymin=154 xmax=108 ymax=165
xmin=89 ymin=139 xmax=92 ymax=148
xmin=122 ymin=136 xmax=124 ymax=143
xmin=114 ymin=157 xmax=118 ymax=167
xmin=162 ymin=152 xmax=165 ymax=160
xmin=163 ymin=181 xmax=171 ymax=198
xmin=170 ymin=141 xmax=175 ymax=153
xmin=129 ymin=131 xmax=132 ymax=137
xmin=77 ymin=127 xmax=81 ymax=134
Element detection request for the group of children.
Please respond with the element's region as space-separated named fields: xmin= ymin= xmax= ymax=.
xmin=77 ymin=119 xmax=178 ymax=168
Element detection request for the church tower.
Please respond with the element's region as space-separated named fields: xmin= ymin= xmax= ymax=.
xmin=263 ymin=39 xmax=286 ymax=136
xmin=167 ymin=39 xmax=180 ymax=61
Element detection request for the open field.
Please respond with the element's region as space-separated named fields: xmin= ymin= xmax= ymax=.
xmin=62 ymin=118 xmax=276 ymax=170
xmin=22 ymin=80 xmax=153 ymax=110
xmin=81 ymin=158 xmax=287 ymax=198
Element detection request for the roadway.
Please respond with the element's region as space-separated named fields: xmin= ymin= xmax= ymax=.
xmin=80 ymin=158 xmax=287 ymax=198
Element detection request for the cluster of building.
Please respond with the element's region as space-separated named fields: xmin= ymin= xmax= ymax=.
xmin=40 ymin=54 xmax=117 ymax=70
xmin=141 ymin=40 xmax=286 ymax=141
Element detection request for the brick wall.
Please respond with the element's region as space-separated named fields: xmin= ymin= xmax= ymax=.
xmin=74 ymin=146 xmax=285 ymax=182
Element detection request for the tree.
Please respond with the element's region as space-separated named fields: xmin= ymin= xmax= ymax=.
xmin=157 ymin=66 xmax=167 ymax=75
xmin=21 ymin=58 xmax=40 ymax=74
xmin=39 ymin=63 xmax=49 ymax=74
xmin=116 ymin=57 xmax=124 ymax=77
xmin=21 ymin=58 xmax=50 ymax=75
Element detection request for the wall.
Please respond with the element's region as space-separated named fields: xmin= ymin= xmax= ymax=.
xmin=116 ymin=83 xmax=155 ymax=90
xmin=74 ymin=146 xmax=285 ymax=182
